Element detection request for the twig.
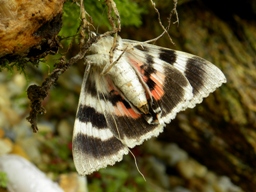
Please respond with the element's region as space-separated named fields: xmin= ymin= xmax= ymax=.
xmin=26 ymin=36 xmax=95 ymax=132
xmin=79 ymin=0 xmax=94 ymax=46
xmin=149 ymin=0 xmax=179 ymax=45
xmin=103 ymin=0 xmax=122 ymax=68
xmin=105 ymin=0 xmax=121 ymax=34
xmin=170 ymin=0 xmax=179 ymax=25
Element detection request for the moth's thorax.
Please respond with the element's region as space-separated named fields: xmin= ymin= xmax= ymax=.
xmin=86 ymin=35 xmax=124 ymax=68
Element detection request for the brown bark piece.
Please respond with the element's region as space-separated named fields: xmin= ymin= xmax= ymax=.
xmin=0 ymin=0 xmax=64 ymax=61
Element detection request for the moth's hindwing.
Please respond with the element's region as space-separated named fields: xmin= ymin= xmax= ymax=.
xmin=72 ymin=68 xmax=129 ymax=175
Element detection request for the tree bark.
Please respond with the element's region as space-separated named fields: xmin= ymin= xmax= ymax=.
xmin=153 ymin=2 xmax=256 ymax=191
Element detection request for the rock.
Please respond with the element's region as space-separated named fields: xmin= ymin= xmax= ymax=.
xmin=0 ymin=155 xmax=64 ymax=192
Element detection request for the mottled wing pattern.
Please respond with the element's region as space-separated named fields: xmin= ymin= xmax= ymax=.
xmin=73 ymin=66 xmax=129 ymax=175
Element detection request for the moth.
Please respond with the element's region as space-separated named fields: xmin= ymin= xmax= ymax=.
xmin=72 ymin=33 xmax=226 ymax=175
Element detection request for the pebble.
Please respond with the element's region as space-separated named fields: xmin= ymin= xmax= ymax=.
xmin=57 ymin=120 xmax=72 ymax=140
xmin=144 ymin=139 xmax=244 ymax=191
xmin=0 ymin=138 xmax=13 ymax=155
xmin=146 ymin=156 xmax=170 ymax=189
xmin=59 ymin=173 xmax=88 ymax=192
xmin=214 ymin=176 xmax=242 ymax=192
xmin=177 ymin=159 xmax=207 ymax=178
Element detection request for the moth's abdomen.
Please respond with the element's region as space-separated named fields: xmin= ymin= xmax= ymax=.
xmin=108 ymin=58 xmax=149 ymax=114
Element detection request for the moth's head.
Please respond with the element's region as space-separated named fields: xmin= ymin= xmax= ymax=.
xmin=87 ymin=33 xmax=122 ymax=54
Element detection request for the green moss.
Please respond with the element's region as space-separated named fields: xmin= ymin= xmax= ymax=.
xmin=88 ymin=159 xmax=157 ymax=192
xmin=62 ymin=0 xmax=146 ymax=35
xmin=0 ymin=172 xmax=8 ymax=188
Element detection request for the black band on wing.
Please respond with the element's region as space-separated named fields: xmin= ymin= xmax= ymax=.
xmin=85 ymin=77 xmax=97 ymax=97
xmin=73 ymin=133 xmax=124 ymax=157
xmin=145 ymin=78 xmax=156 ymax=91
xmin=159 ymin=49 xmax=176 ymax=65
xmin=159 ymin=65 xmax=190 ymax=115
xmin=106 ymin=113 xmax=159 ymax=139
xmin=107 ymin=90 xmax=131 ymax=109
xmin=184 ymin=57 xmax=206 ymax=96
xmin=139 ymin=54 xmax=157 ymax=91
xmin=77 ymin=105 xmax=107 ymax=129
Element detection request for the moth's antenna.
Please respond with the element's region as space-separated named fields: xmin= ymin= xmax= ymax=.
xmin=128 ymin=148 xmax=146 ymax=181
xmin=149 ymin=0 xmax=175 ymax=45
